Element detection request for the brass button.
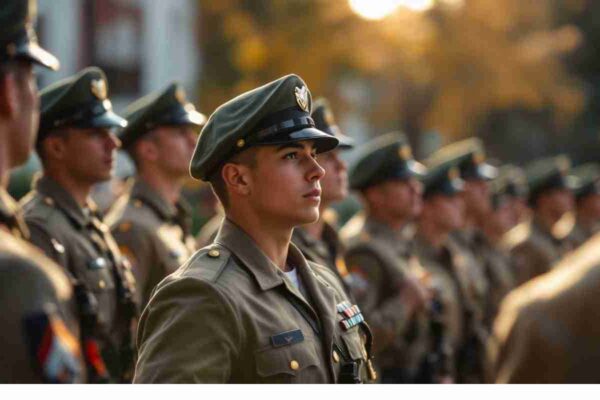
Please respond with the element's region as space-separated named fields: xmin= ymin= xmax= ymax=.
xmin=332 ymin=350 xmax=340 ymax=363
xmin=134 ymin=200 xmax=143 ymax=208
xmin=98 ymin=280 xmax=106 ymax=289
xmin=208 ymin=249 xmax=220 ymax=258
xmin=44 ymin=197 xmax=54 ymax=206
xmin=236 ymin=139 xmax=245 ymax=148
xmin=289 ymin=360 xmax=299 ymax=371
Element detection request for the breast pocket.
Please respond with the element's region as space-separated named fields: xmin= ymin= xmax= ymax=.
xmin=254 ymin=339 xmax=323 ymax=383
xmin=340 ymin=330 xmax=367 ymax=362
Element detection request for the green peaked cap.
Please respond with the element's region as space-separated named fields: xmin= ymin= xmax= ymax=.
xmin=120 ymin=82 xmax=207 ymax=148
xmin=190 ymin=74 xmax=339 ymax=181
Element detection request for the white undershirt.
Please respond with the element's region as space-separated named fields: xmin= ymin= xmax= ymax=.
xmin=283 ymin=267 xmax=305 ymax=294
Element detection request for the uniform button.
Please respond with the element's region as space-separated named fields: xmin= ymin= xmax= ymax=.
xmin=134 ymin=200 xmax=143 ymax=208
xmin=44 ymin=197 xmax=54 ymax=206
xmin=208 ymin=249 xmax=220 ymax=258
xmin=98 ymin=280 xmax=106 ymax=289
xmin=289 ymin=360 xmax=299 ymax=371
xmin=236 ymin=139 xmax=245 ymax=148
xmin=332 ymin=350 xmax=340 ymax=363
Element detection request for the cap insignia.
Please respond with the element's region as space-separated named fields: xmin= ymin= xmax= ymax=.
xmin=295 ymin=86 xmax=309 ymax=112
xmin=90 ymin=79 xmax=107 ymax=100
xmin=175 ymin=87 xmax=187 ymax=104
xmin=472 ymin=152 xmax=485 ymax=165
xmin=448 ymin=167 xmax=460 ymax=180
xmin=398 ymin=145 xmax=412 ymax=160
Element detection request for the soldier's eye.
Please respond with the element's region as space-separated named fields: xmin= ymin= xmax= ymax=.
xmin=284 ymin=152 xmax=297 ymax=160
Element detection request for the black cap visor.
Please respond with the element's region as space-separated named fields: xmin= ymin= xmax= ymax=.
xmin=84 ymin=110 xmax=128 ymax=130
xmin=253 ymin=126 xmax=339 ymax=154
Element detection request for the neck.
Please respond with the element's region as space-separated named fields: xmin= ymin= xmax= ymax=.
xmin=139 ymin=168 xmax=183 ymax=205
xmin=535 ymin=210 xmax=561 ymax=233
xmin=302 ymin=202 xmax=329 ymax=239
xmin=44 ymin=170 xmax=91 ymax=207
xmin=418 ymin=217 xmax=449 ymax=249
xmin=368 ymin=205 xmax=407 ymax=231
xmin=226 ymin=207 xmax=292 ymax=270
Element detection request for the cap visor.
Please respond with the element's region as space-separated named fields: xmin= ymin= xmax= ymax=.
xmin=17 ymin=42 xmax=60 ymax=71
xmin=170 ymin=109 xmax=207 ymax=128
xmin=337 ymin=133 xmax=355 ymax=149
xmin=255 ymin=127 xmax=339 ymax=153
xmin=89 ymin=110 xmax=128 ymax=129
xmin=406 ymin=160 xmax=428 ymax=178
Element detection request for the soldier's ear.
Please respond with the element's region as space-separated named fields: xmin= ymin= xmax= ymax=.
xmin=135 ymin=139 xmax=159 ymax=163
xmin=222 ymin=162 xmax=252 ymax=197
xmin=41 ymin=134 xmax=68 ymax=161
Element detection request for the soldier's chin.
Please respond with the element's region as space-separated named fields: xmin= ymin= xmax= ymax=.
xmin=296 ymin=207 xmax=320 ymax=225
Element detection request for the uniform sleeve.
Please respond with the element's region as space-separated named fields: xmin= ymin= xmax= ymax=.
xmin=344 ymin=249 xmax=410 ymax=354
xmin=134 ymin=277 xmax=242 ymax=383
xmin=0 ymin=257 xmax=83 ymax=383
xmin=511 ymin=243 xmax=545 ymax=286
xmin=111 ymin=223 xmax=160 ymax=307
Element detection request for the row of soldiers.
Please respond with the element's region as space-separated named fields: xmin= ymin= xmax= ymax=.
xmin=2 ymin=0 xmax=600 ymax=384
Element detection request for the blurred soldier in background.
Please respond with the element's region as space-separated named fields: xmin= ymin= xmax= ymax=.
xmin=495 ymin=165 xmax=530 ymax=228
xmin=504 ymin=155 xmax=576 ymax=286
xmin=415 ymin=154 xmax=487 ymax=383
xmin=489 ymin=232 xmax=600 ymax=383
xmin=565 ymin=163 xmax=600 ymax=249
xmin=20 ymin=68 xmax=138 ymax=382
xmin=0 ymin=0 xmax=83 ymax=383
xmin=107 ymin=83 xmax=205 ymax=309
xmin=341 ymin=133 xmax=442 ymax=383
xmin=292 ymin=98 xmax=354 ymax=293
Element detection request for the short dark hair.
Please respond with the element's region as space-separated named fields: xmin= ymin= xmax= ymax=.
xmin=209 ymin=148 xmax=257 ymax=209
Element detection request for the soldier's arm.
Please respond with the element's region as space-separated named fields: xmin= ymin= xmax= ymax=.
xmin=134 ymin=276 xmax=242 ymax=383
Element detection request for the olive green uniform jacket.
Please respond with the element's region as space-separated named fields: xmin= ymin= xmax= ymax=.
xmin=504 ymin=218 xmax=570 ymax=286
xmin=20 ymin=176 xmax=138 ymax=382
xmin=0 ymin=188 xmax=84 ymax=383
xmin=134 ymin=219 xmax=375 ymax=383
xmin=292 ymin=223 xmax=352 ymax=297
xmin=106 ymin=178 xmax=196 ymax=308
xmin=341 ymin=216 xmax=432 ymax=382
xmin=489 ymin=233 xmax=600 ymax=383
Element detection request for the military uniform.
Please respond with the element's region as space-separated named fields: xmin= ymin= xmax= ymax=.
xmin=21 ymin=68 xmax=138 ymax=382
xmin=504 ymin=156 xmax=577 ymax=286
xmin=565 ymin=164 xmax=600 ymax=249
xmin=489 ymin=232 xmax=600 ymax=383
xmin=341 ymin=133 xmax=445 ymax=383
xmin=0 ymin=0 xmax=83 ymax=383
xmin=196 ymin=211 xmax=224 ymax=248
xmin=135 ymin=74 xmax=375 ymax=383
xmin=417 ymin=154 xmax=489 ymax=383
xmin=107 ymin=83 xmax=205 ymax=308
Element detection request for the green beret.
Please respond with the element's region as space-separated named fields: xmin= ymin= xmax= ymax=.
xmin=119 ymin=82 xmax=207 ymax=148
xmin=571 ymin=163 xmax=600 ymax=200
xmin=38 ymin=67 xmax=127 ymax=142
xmin=349 ymin=132 xmax=426 ymax=191
xmin=0 ymin=0 xmax=58 ymax=70
xmin=311 ymin=98 xmax=353 ymax=149
xmin=525 ymin=155 xmax=577 ymax=204
xmin=426 ymin=138 xmax=497 ymax=181
xmin=422 ymin=154 xmax=464 ymax=198
xmin=190 ymin=74 xmax=339 ymax=181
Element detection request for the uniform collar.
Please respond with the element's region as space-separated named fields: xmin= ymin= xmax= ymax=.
xmin=35 ymin=175 xmax=97 ymax=228
xmin=0 ymin=187 xmax=29 ymax=238
xmin=131 ymin=178 xmax=177 ymax=221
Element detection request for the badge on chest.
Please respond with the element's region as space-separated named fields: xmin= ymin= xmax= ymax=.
xmin=270 ymin=329 xmax=304 ymax=348
xmin=336 ymin=301 xmax=365 ymax=331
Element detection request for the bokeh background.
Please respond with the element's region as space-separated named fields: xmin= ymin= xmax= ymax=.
xmin=10 ymin=0 xmax=600 ymax=232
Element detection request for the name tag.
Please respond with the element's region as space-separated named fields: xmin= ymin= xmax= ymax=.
xmin=87 ymin=257 xmax=107 ymax=270
xmin=270 ymin=329 xmax=304 ymax=348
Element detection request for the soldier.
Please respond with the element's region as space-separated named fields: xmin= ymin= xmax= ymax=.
xmin=20 ymin=67 xmax=138 ymax=383
xmin=291 ymin=98 xmax=354 ymax=293
xmin=414 ymin=155 xmax=488 ymax=383
xmin=479 ymin=172 xmax=517 ymax=328
xmin=504 ymin=155 xmax=576 ymax=286
xmin=0 ymin=0 xmax=83 ymax=383
xmin=489 ymin=232 xmax=600 ymax=383
xmin=106 ymin=83 xmax=206 ymax=308
xmin=565 ymin=163 xmax=600 ymax=249
xmin=134 ymin=74 xmax=376 ymax=383
xmin=341 ymin=133 xmax=443 ymax=383
xmin=495 ymin=165 xmax=529 ymax=227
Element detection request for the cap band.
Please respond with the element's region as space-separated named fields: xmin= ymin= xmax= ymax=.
xmin=248 ymin=107 xmax=314 ymax=146
xmin=40 ymin=99 xmax=113 ymax=132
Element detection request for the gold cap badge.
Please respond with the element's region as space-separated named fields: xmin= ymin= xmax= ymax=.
xmin=398 ymin=145 xmax=412 ymax=160
xmin=472 ymin=152 xmax=485 ymax=165
xmin=294 ymin=86 xmax=309 ymax=112
xmin=175 ymin=86 xmax=187 ymax=104
xmin=448 ymin=166 xmax=460 ymax=180
xmin=90 ymin=79 xmax=107 ymax=100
